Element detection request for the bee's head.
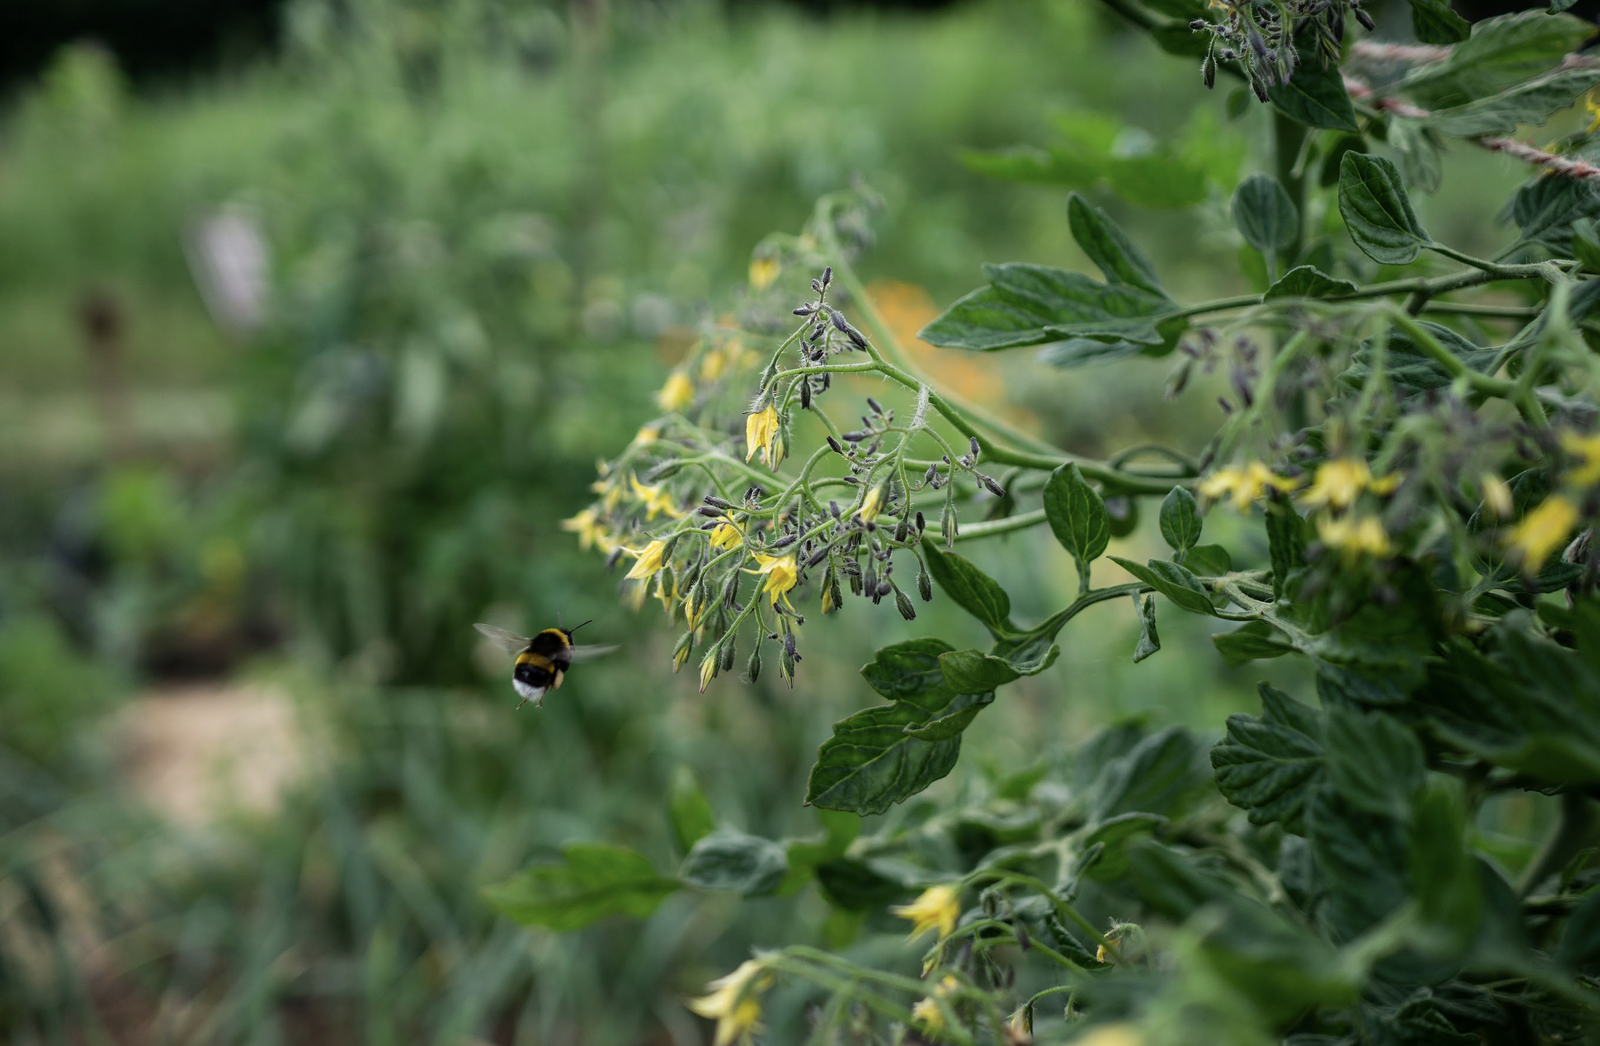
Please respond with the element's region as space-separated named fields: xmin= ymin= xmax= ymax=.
xmin=563 ymin=619 xmax=593 ymax=641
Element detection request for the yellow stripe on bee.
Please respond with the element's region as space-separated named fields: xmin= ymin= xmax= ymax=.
xmin=516 ymin=651 xmax=555 ymax=669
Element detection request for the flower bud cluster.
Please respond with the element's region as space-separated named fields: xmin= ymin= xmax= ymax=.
xmin=1191 ymin=0 xmax=1373 ymax=100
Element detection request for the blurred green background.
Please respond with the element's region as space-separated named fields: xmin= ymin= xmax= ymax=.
xmin=0 ymin=0 xmax=1542 ymax=1042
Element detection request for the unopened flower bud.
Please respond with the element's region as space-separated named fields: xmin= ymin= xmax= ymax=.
xmin=745 ymin=647 xmax=761 ymax=683
xmin=918 ymin=567 xmax=933 ymax=602
xmin=895 ymin=588 xmax=916 ymax=621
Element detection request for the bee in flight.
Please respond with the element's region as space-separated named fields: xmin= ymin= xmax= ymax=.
xmin=474 ymin=621 xmax=616 ymax=709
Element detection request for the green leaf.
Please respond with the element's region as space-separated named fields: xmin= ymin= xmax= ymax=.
xmin=781 ymin=809 xmax=862 ymax=895
xmin=1043 ymin=463 xmax=1111 ymax=566
xmin=1213 ymin=619 xmax=1294 ymax=667
xmin=669 ymin=766 xmax=716 ymax=852
xmin=1340 ymin=321 xmax=1500 ymax=400
xmin=483 ymin=843 xmax=678 ymax=931
xmin=1232 ymin=174 xmax=1300 ymax=265
xmin=938 ymin=648 xmax=1025 ymax=692
xmin=806 ymin=639 xmax=994 ymax=814
xmin=1035 ymin=338 xmax=1146 ymax=368
xmin=1212 ymin=684 xmax=1324 ymax=835
xmin=1111 ymin=556 xmax=1216 ymax=616
xmin=1407 ymin=0 xmax=1471 ymax=45
xmin=1573 ymin=217 xmax=1600 ymax=273
xmin=1510 ymin=173 xmax=1600 ymax=253
xmin=1067 ymin=193 xmax=1166 ymax=296
xmin=1078 ymin=812 xmax=1165 ymax=882
xmin=959 ymin=145 xmax=1101 ymax=187
xmin=1323 ymin=707 xmax=1425 ymax=819
xmin=1266 ymin=503 xmax=1309 ymax=600
xmin=1090 ymin=726 xmax=1209 ymax=821
xmin=1158 ymin=486 xmax=1202 ymax=553
xmin=680 ymin=830 xmax=790 ymax=897
xmin=985 ymin=262 xmax=1172 ymax=344
xmin=919 ymin=260 xmax=1176 ymax=352
xmin=1268 ymin=55 xmax=1361 ymax=132
xmin=1133 ymin=594 xmax=1160 ymax=664
xmin=1425 ymin=67 xmax=1600 ymax=138
xmin=1415 ymin=617 xmax=1600 ymax=788
xmin=1307 ymin=785 xmax=1411 ymax=941
xmin=1410 ymin=781 xmax=1483 ymax=956
xmin=1338 ymin=153 xmax=1432 ymax=266
xmin=814 ymin=857 xmax=917 ymax=910
xmin=919 ymin=540 xmax=1014 ymax=634
xmin=1263 ymin=264 xmax=1359 ymax=301
xmin=1182 ymin=543 xmax=1232 ymax=577
xmin=1557 ymin=890 xmax=1600 ymax=967
xmin=1403 ymin=11 xmax=1595 ymax=110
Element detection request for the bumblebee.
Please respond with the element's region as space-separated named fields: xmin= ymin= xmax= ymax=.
xmin=474 ymin=621 xmax=616 ymax=708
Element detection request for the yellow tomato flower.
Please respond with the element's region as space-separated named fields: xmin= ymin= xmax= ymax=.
xmin=1508 ymin=495 xmax=1580 ymax=568
xmin=656 ymin=370 xmax=694 ymax=412
xmin=910 ymin=975 xmax=961 ymax=1034
xmin=1299 ymin=458 xmax=1401 ymax=511
xmin=698 ymin=649 xmax=718 ymax=692
xmin=858 ymin=485 xmax=884 ymax=523
xmin=701 ymin=345 xmax=728 ymax=381
xmin=745 ymin=403 xmax=783 ymax=467
xmin=629 ymin=474 xmax=681 ymax=520
xmin=1316 ymin=514 xmax=1393 ymax=562
xmin=1561 ymin=431 xmax=1600 ymax=488
xmin=890 ymin=884 xmax=960 ymax=941
xmin=708 ymin=519 xmax=743 ymax=552
xmin=1481 ymin=473 xmax=1513 ymax=519
xmin=749 ymin=554 xmax=799 ymax=607
xmin=633 ymin=423 xmax=661 ymax=445
xmin=656 ymin=569 xmax=678 ymax=614
xmin=1198 ymin=461 xmax=1302 ymax=512
xmin=624 ymin=539 xmax=669 ymax=580
xmin=748 ymin=256 xmax=780 ymax=291
xmin=1587 ymin=89 xmax=1600 ymax=135
xmin=686 ymin=960 xmax=773 ymax=1046
xmin=560 ymin=507 xmax=608 ymax=551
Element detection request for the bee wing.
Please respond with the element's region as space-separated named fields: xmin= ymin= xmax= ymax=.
xmin=473 ymin=623 xmax=531 ymax=655
xmin=568 ymin=644 xmax=619 ymax=663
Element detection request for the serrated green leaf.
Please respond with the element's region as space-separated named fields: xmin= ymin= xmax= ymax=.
xmin=806 ymin=639 xmax=994 ymax=814
xmin=1307 ymin=784 xmax=1410 ymax=942
xmin=1134 ymin=594 xmax=1160 ymax=663
xmin=1268 ymin=55 xmax=1361 ymax=132
xmin=1266 ymin=503 xmax=1310 ymax=599
xmin=1068 ymin=193 xmax=1166 ymax=296
xmin=1403 ymin=11 xmax=1594 ymax=110
xmin=669 ymin=766 xmax=716 ymax=852
xmin=1415 ymin=616 xmax=1600 ymax=788
xmin=1324 ymin=707 xmax=1425 ymax=819
xmin=1233 ymin=174 xmax=1300 ymax=264
xmin=1111 ymin=556 xmax=1216 ymax=615
xmin=985 ymin=262 xmax=1172 ymax=344
xmin=1264 ymin=264 xmax=1359 ymax=301
xmin=920 ymin=541 xmax=1013 ymax=634
xmin=1408 ymin=0 xmax=1471 ymax=45
xmin=1510 ymin=174 xmax=1600 ymax=252
xmin=1090 ymin=726 xmax=1209 ymax=821
xmin=1212 ymin=619 xmax=1294 ymax=667
xmin=483 ymin=843 xmax=678 ymax=931
xmin=1424 ymin=66 xmax=1600 ymax=138
xmin=1339 ymin=321 xmax=1500 ymax=399
xmin=814 ymin=857 xmax=916 ymax=911
xmin=1159 ymin=486 xmax=1202 ymax=553
xmin=1338 ymin=153 xmax=1432 ymax=265
xmin=680 ymin=830 xmax=790 ymax=897
xmin=1043 ymin=463 xmax=1111 ymax=566
xmin=1212 ymin=684 xmax=1324 ymax=835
